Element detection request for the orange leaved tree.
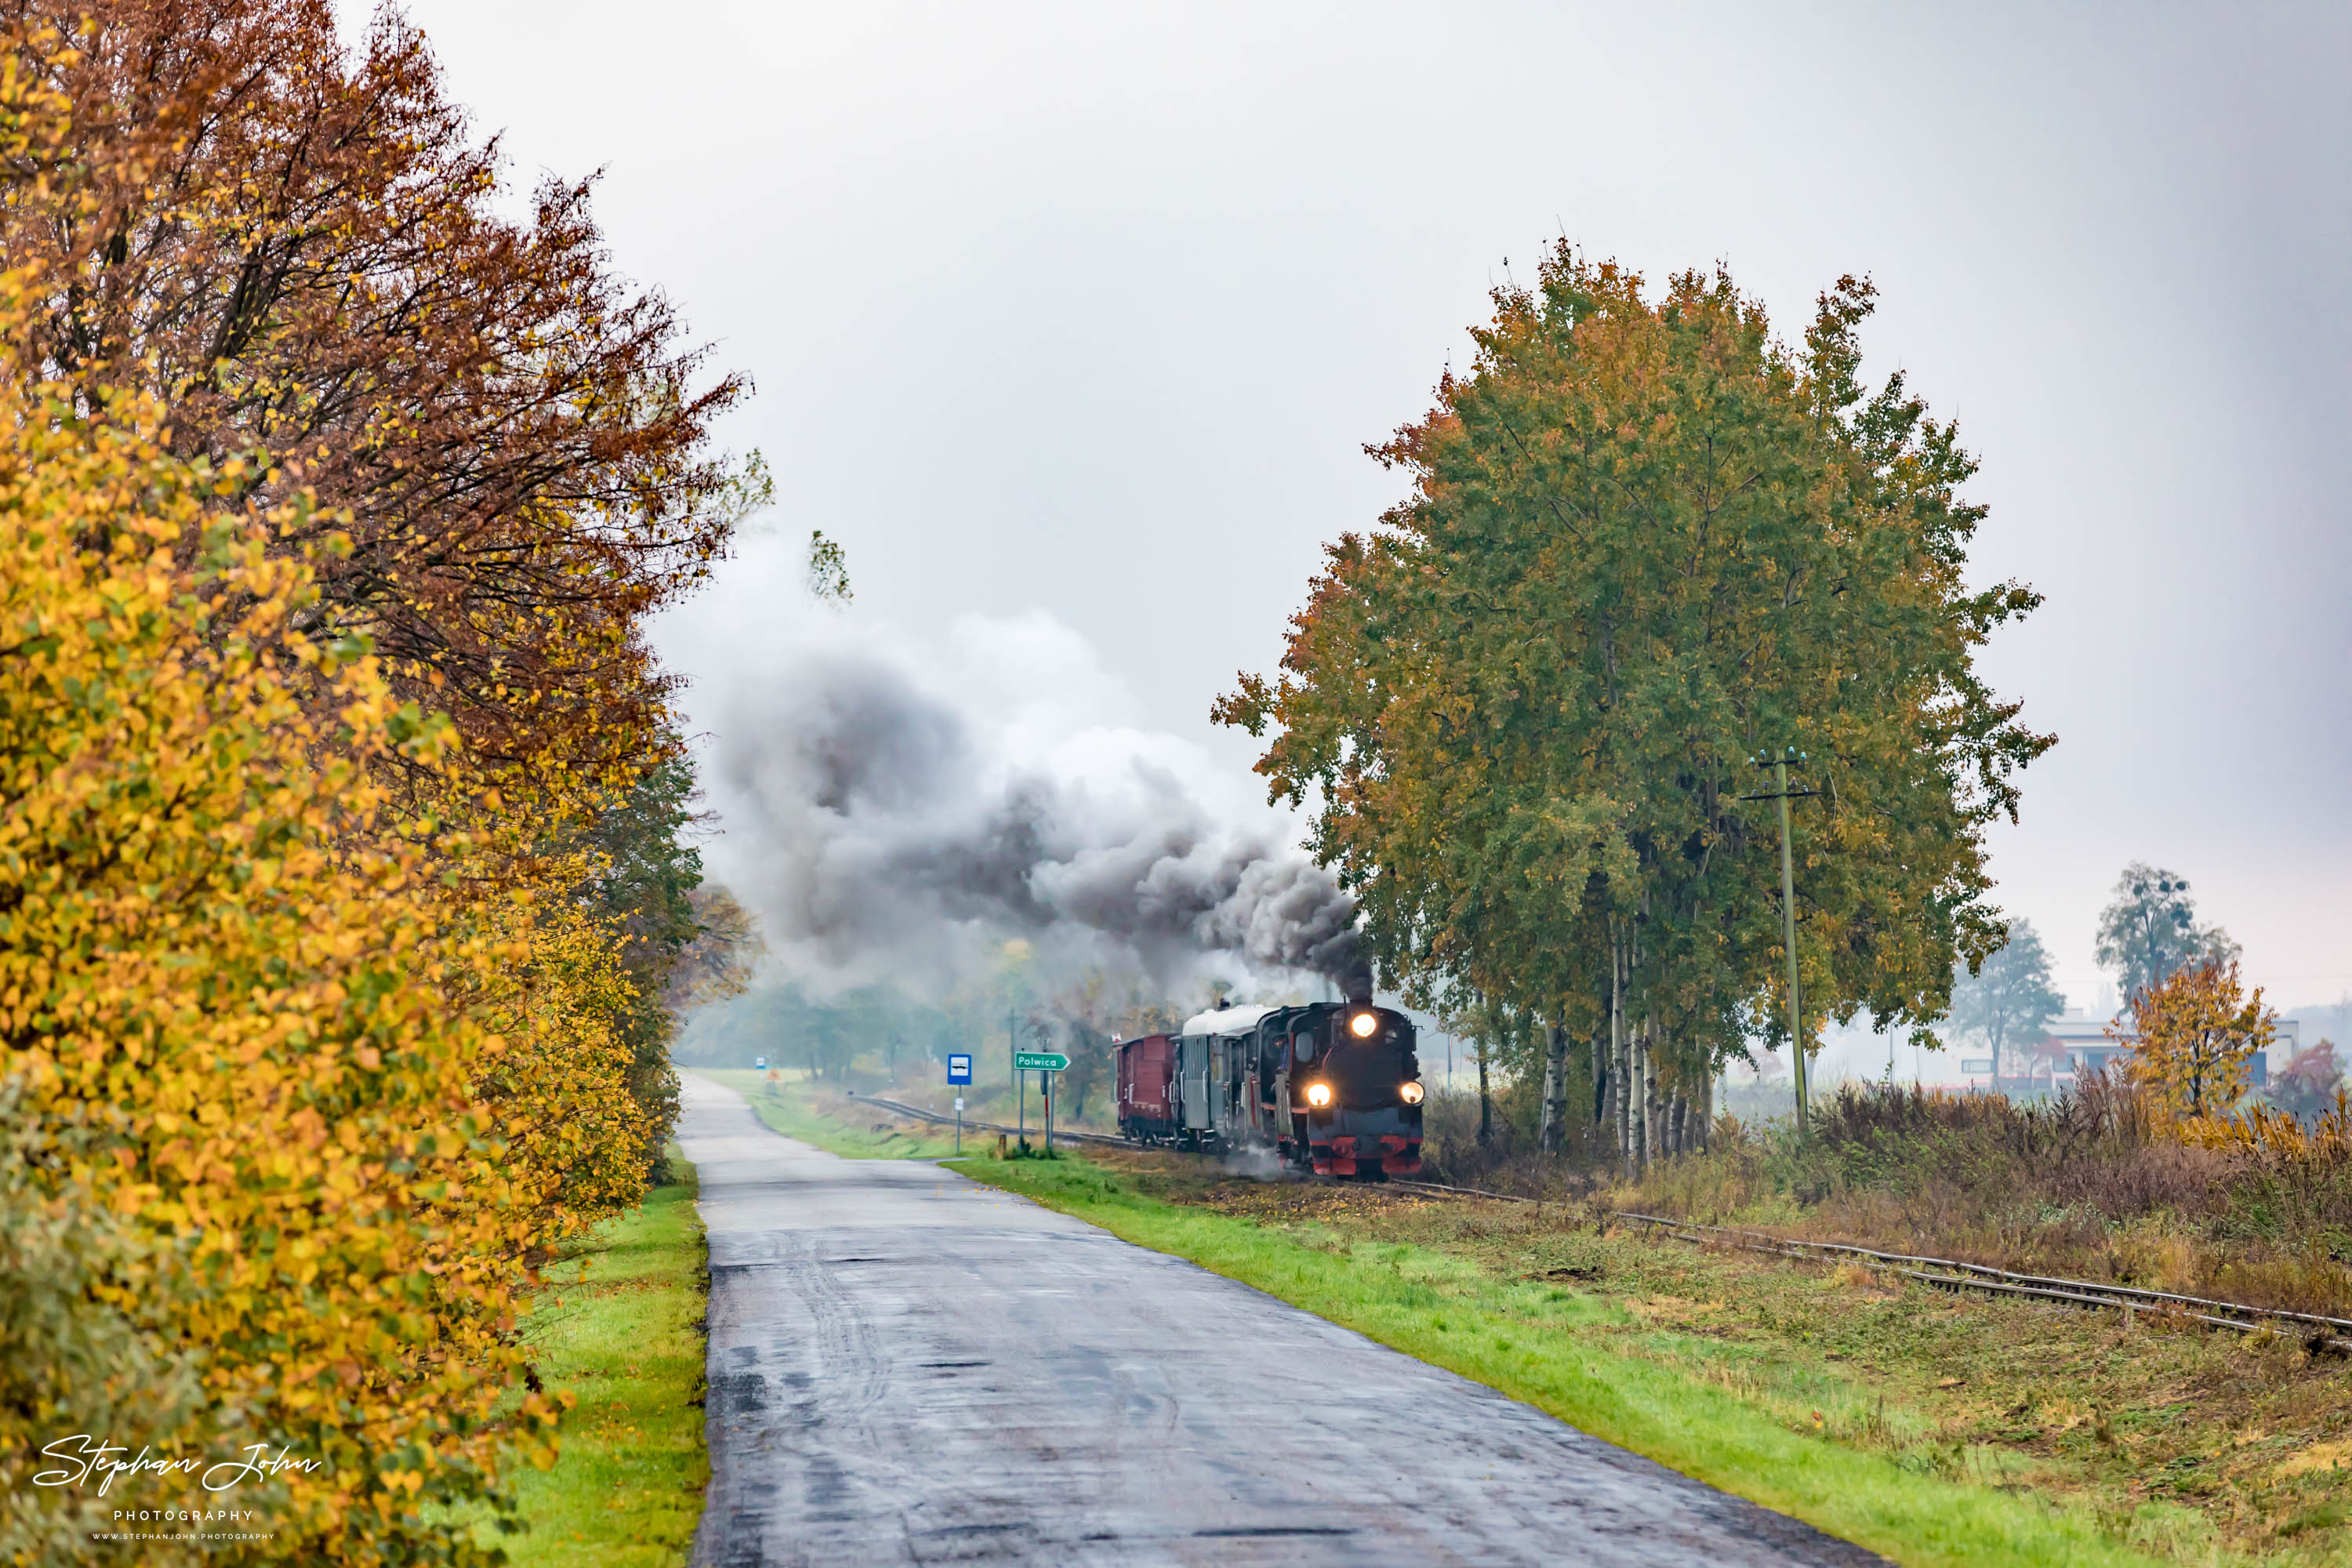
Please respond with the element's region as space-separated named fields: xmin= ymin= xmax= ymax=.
xmin=2122 ymin=958 xmax=2275 ymax=1123
xmin=0 ymin=0 xmax=746 ymax=791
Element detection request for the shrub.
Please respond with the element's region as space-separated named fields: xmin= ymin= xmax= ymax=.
xmin=0 ymin=389 xmax=550 ymax=1562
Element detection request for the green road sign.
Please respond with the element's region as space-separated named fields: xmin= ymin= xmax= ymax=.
xmin=1014 ymin=1051 xmax=1070 ymax=1072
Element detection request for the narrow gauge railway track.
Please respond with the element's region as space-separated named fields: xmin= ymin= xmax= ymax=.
xmin=841 ymin=1090 xmax=2352 ymax=1352
xmin=1397 ymin=1177 xmax=2352 ymax=1352
xmin=847 ymin=1091 xmax=1139 ymax=1151
xmin=1610 ymin=1210 xmax=2352 ymax=1352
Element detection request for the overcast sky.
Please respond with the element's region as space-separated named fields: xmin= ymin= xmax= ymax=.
xmin=382 ymin=1 xmax=2352 ymax=1014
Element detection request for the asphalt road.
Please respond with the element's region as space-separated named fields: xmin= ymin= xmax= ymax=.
xmin=679 ymin=1074 xmax=1883 ymax=1568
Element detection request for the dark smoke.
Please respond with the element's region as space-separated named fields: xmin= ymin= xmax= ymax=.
xmin=695 ymin=618 xmax=1368 ymax=997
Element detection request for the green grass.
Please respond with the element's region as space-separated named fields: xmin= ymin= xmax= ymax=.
xmin=946 ymin=1152 xmax=2165 ymax=1568
xmin=485 ymin=1152 xmax=710 ymax=1567
xmin=692 ymin=1069 xmax=967 ymax=1159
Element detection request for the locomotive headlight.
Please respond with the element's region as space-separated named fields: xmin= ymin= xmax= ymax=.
xmin=1305 ymin=1082 xmax=1333 ymax=1109
xmin=1348 ymin=1011 xmax=1379 ymax=1039
xmin=1399 ymin=1080 xmax=1425 ymax=1105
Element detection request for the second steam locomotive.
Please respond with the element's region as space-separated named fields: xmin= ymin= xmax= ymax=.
xmin=1113 ymin=1001 xmax=1425 ymax=1178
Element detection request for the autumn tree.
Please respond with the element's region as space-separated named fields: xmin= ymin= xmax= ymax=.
xmin=2269 ymin=1040 xmax=2345 ymax=1123
xmin=1440 ymin=992 xmax=1545 ymax=1152
xmin=581 ymin=750 xmax=709 ymax=1177
xmin=1947 ymin=916 xmax=2063 ymax=1084
xmin=0 ymin=11 xmax=749 ymax=1559
xmin=0 ymin=0 xmax=767 ymax=1197
xmin=0 ymin=0 xmax=747 ymax=793
xmin=0 ymin=1085 xmax=201 ymax=1562
xmin=2124 ymin=958 xmax=2274 ymax=1121
xmin=1219 ymin=249 xmax=2052 ymax=1163
xmin=0 ymin=381 xmax=557 ymax=1563
xmin=667 ymin=884 xmax=767 ymax=1013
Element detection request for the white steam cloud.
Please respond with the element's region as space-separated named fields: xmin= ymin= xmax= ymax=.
xmin=672 ymin=601 xmax=1366 ymax=1000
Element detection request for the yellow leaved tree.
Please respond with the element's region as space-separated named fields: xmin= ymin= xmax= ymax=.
xmin=0 ymin=374 xmax=556 ymax=1561
xmin=2121 ymin=958 xmax=2275 ymax=1124
xmin=0 ymin=10 xmax=726 ymax=1561
xmin=473 ymin=882 xmax=658 ymax=1242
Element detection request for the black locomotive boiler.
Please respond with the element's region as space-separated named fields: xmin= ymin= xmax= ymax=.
xmin=1114 ymin=1000 xmax=1424 ymax=1178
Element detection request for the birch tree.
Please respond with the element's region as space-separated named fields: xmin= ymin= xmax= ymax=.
xmin=1218 ymin=249 xmax=2053 ymax=1162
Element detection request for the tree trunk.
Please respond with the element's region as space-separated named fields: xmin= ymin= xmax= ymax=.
xmin=1634 ymin=1017 xmax=1653 ymax=1172
xmin=1630 ymin=1030 xmax=1643 ymax=1171
xmin=1476 ymin=1044 xmax=1493 ymax=1148
xmin=1591 ymin=1031 xmax=1608 ymax=1127
xmin=1611 ymin=929 xmax=1632 ymax=1173
xmin=1642 ymin=1037 xmax=1660 ymax=1169
xmin=1615 ymin=1011 xmax=1632 ymax=1173
xmin=1538 ymin=1021 xmax=1569 ymax=1154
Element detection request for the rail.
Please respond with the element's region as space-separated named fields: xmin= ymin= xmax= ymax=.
xmin=833 ymin=1089 xmax=2351 ymax=1350
xmin=846 ymin=1091 xmax=1137 ymax=1151
xmin=1613 ymin=1211 xmax=2352 ymax=1332
xmin=1399 ymin=1175 xmax=2352 ymax=1349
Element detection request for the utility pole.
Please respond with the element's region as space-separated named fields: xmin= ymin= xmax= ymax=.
xmin=1745 ymin=746 xmax=1819 ymax=1134
xmin=1011 ymin=1008 xmax=1025 ymax=1152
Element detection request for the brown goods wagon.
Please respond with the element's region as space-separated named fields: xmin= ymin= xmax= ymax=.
xmin=1116 ymin=1033 xmax=1179 ymax=1142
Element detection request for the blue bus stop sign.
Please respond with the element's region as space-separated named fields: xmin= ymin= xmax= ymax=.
xmin=754 ymin=1056 xmax=767 ymax=1069
xmin=947 ymin=1053 xmax=973 ymax=1084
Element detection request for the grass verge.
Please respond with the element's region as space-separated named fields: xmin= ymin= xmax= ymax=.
xmin=692 ymin=1069 xmax=967 ymax=1159
xmin=482 ymin=1150 xmax=710 ymax=1567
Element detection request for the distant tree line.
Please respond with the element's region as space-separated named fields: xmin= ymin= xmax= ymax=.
xmin=679 ymin=961 xmax=1196 ymax=1127
xmin=677 ymin=982 xmax=974 ymax=1082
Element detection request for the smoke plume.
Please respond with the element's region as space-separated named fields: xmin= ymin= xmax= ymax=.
xmin=681 ymin=606 xmax=1367 ymax=1000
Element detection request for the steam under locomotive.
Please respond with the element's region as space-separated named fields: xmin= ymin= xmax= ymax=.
xmin=1114 ymin=1001 xmax=1424 ymax=1179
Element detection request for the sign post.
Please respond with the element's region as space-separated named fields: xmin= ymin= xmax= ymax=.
xmin=947 ymin=1054 xmax=972 ymax=1152
xmin=1012 ymin=1052 xmax=1069 ymax=1156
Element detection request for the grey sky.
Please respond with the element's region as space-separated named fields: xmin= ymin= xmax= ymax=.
xmin=388 ymin=2 xmax=2352 ymax=1011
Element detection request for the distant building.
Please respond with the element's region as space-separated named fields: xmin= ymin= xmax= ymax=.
xmin=2045 ymin=1007 xmax=2297 ymax=1088
xmin=2049 ymin=1008 xmax=2129 ymax=1079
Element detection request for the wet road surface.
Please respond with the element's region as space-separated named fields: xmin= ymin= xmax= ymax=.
xmin=679 ymin=1073 xmax=1882 ymax=1567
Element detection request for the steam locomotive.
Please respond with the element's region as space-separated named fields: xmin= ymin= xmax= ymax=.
xmin=1114 ymin=1001 xmax=1425 ymax=1178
